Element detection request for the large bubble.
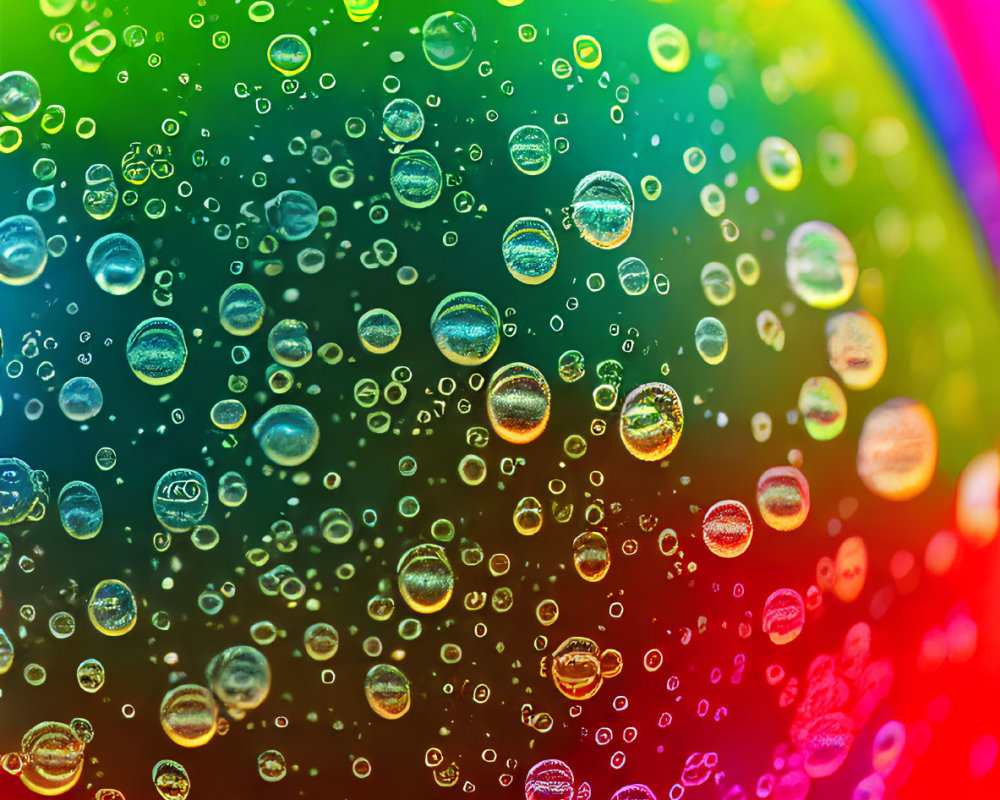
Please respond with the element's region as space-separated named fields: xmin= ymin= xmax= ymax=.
xmin=486 ymin=362 xmax=551 ymax=444
xmin=58 ymin=480 xmax=103 ymax=539
xmin=0 ymin=214 xmax=47 ymax=285
xmin=86 ymin=232 xmax=145 ymax=295
xmin=571 ymin=170 xmax=634 ymax=248
xmin=252 ymin=404 xmax=320 ymax=466
xmin=126 ymin=317 xmax=188 ymax=385
xmin=430 ymin=291 xmax=500 ymax=365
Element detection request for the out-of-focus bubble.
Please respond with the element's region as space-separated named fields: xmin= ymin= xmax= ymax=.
xmin=571 ymin=171 xmax=634 ymax=249
xmin=252 ymin=404 xmax=320 ymax=466
xmin=826 ymin=311 xmax=887 ymax=390
xmin=397 ymin=544 xmax=454 ymax=613
xmin=758 ymin=136 xmax=803 ymax=191
xmin=701 ymin=262 xmax=736 ymax=306
xmin=58 ymin=480 xmax=103 ymax=539
xmin=86 ymin=232 xmax=145 ymax=295
xmin=798 ymin=376 xmax=847 ymax=441
xmin=509 ymin=125 xmax=551 ymax=175
xmin=265 ymin=189 xmax=318 ymax=240
xmin=87 ymin=579 xmax=137 ymax=636
xmin=487 ymin=362 xmax=551 ymax=444
xmin=502 ymin=217 xmax=559 ymax=284
xmin=833 ymin=535 xmax=868 ymax=602
xmin=159 ymin=684 xmax=218 ymax=747
xmin=956 ymin=450 xmax=999 ymax=546
xmin=365 ymin=663 xmax=411 ymax=719
xmin=756 ymin=466 xmax=810 ymax=531
xmin=857 ymin=398 xmax=937 ymax=500
xmin=0 ymin=214 xmax=47 ymax=285
xmin=619 ymin=382 xmax=684 ymax=461
xmin=205 ymin=645 xmax=271 ymax=714
xmin=430 ymin=291 xmax=500 ymax=365
xmin=786 ymin=221 xmax=858 ymax=309
xmin=702 ymin=500 xmax=753 ymax=558
xmin=648 ymin=24 xmax=689 ymax=72
xmin=153 ymin=468 xmax=209 ymax=532
xmin=58 ymin=376 xmax=103 ymax=421
xmin=126 ymin=317 xmax=187 ymax=385
xmin=422 ymin=11 xmax=476 ymax=71
xmin=694 ymin=316 xmax=728 ymax=365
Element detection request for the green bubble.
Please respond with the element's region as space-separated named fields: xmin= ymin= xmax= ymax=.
xmin=126 ymin=317 xmax=187 ymax=385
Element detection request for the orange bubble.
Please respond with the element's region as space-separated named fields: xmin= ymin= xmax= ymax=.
xmin=833 ymin=536 xmax=867 ymax=602
xmin=955 ymin=449 xmax=998 ymax=546
xmin=857 ymin=398 xmax=937 ymax=500
xmin=756 ymin=466 xmax=810 ymax=530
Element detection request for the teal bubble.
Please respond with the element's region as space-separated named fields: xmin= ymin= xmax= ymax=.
xmin=382 ymin=98 xmax=424 ymax=142
xmin=58 ymin=376 xmax=104 ymax=421
xmin=430 ymin=291 xmax=501 ymax=366
xmin=126 ymin=317 xmax=188 ymax=385
xmin=26 ymin=185 xmax=55 ymax=213
xmin=58 ymin=480 xmax=103 ymax=539
xmin=0 ymin=71 xmax=41 ymax=122
xmin=0 ymin=457 xmax=49 ymax=525
xmin=86 ymin=232 xmax=145 ymax=295
xmin=218 ymin=471 xmax=248 ymax=507
xmin=390 ymin=149 xmax=442 ymax=208
xmin=0 ymin=214 xmax=47 ymax=285
xmin=421 ymin=11 xmax=476 ymax=71
xmin=267 ymin=319 xmax=313 ymax=367
xmin=617 ymin=256 xmax=650 ymax=295
xmin=219 ymin=282 xmax=265 ymax=336
xmin=252 ymin=404 xmax=320 ymax=466
xmin=508 ymin=125 xmax=551 ymax=175
xmin=206 ymin=644 xmax=271 ymax=712
xmin=153 ymin=467 xmax=209 ymax=532
xmin=358 ymin=308 xmax=402 ymax=354
xmin=265 ymin=189 xmax=318 ymax=241
xmin=0 ymin=532 xmax=10 ymax=572
xmin=571 ymin=170 xmax=634 ymax=249
xmin=501 ymin=217 xmax=559 ymax=285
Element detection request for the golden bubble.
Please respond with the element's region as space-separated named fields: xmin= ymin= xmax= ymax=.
xmin=857 ymin=398 xmax=937 ymax=501
xmin=486 ymin=362 xmax=551 ymax=444
xmin=573 ymin=35 xmax=602 ymax=69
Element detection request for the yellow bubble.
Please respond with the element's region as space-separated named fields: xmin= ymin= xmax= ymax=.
xmin=159 ymin=684 xmax=218 ymax=748
xmin=572 ymin=531 xmax=610 ymax=582
xmin=573 ymin=35 xmax=602 ymax=69
xmin=397 ymin=544 xmax=454 ymax=614
xmin=735 ymin=252 xmax=760 ymax=285
xmin=648 ymin=23 xmax=690 ymax=72
xmin=0 ymin=125 xmax=21 ymax=153
xmin=825 ymin=310 xmax=887 ymax=390
xmin=699 ymin=183 xmax=725 ymax=216
xmin=756 ymin=466 xmax=810 ymax=531
xmin=343 ymin=0 xmax=379 ymax=22
xmin=19 ymin=721 xmax=85 ymax=796
xmin=486 ymin=362 xmax=551 ymax=444
xmin=700 ymin=262 xmax=736 ymax=306
xmin=956 ymin=450 xmax=999 ymax=546
xmin=365 ymin=664 xmax=411 ymax=719
xmin=694 ymin=316 xmax=728 ymax=365
xmin=267 ymin=34 xmax=311 ymax=76
xmin=69 ymin=28 xmax=116 ymax=73
xmin=551 ymin=58 xmax=573 ymax=79
xmin=513 ymin=496 xmax=543 ymax=535
xmin=786 ymin=221 xmax=858 ymax=309
xmin=817 ymin=128 xmax=857 ymax=187
xmin=683 ymin=146 xmax=706 ymax=174
xmin=248 ymin=2 xmax=275 ymax=22
xmin=640 ymin=175 xmax=661 ymax=200
xmin=857 ymin=398 xmax=937 ymax=501
xmin=758 ymin=136 xmax=802 ymax=191
xmin=619 ymin=382 xmax=684 ymax=461
xmin=798 ymin=376 xmax=847 ymax=441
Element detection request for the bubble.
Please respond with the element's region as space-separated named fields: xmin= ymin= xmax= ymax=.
xmin=571 ymin=170 xmax=634 ymax=249
xmin=86 ymin=232 xmax=145 ymax=295
xmin=88 ymin=579 xmax=137 ymax=636
xmin=0 ymin=628 xmax=12 ymax=674
xmin=397 ymin=543 xmax=454 ymax=613
xmin=756 ymin=467 xmax=810 ymax=531
xmin=152 ymin=759 xmax=190 ymax=800
xmin=826 ymin=311 xmax=887 ymax=390
xmin=382 ymin=98 xmax=424 ymax=142
xmin=486 ymin=362 xmax=551 ymax=444
xmin=422 ymin=11 xmax=476 ymax=71
xmin=611 ymin=786 xmax=657 ymax=800
xmin=796 ymin=713 xmax=854 ymax=779
xmin=501 ymin=217 xmax=559 ymax=284
xmin=513 ymin=495 xmax=543 ymax=535
xmin=0 ymin=71 xmax=41 ymax=122
xmin=159 ymin=684 xmax=218 ymax=748
xmin=390 ymin=149 xmax=442 ymax=208
xmin=525 ymin=758 xmax=575 ymax=800
xmin=304 ymin=622 xmax=339 ymax=660
xmin=761 ymin=588 xmax=806 ymax=645
xmin=210 ymin=399 xmax=246 ymax=430
xmin=572 ymin=34 xmax=602 ymax=69
xmin=818 ymin=129 xmax=858 ymax=186
xmin=550 ymin=636 xmax=621 ymax=701
xmin=702 ymin=500 xmax=753 ymax=558
xmin=58 ymin=480 xmax=103 ymax=539
xmin=365 ymin=663 xmax=411 ymax=719
xmin=619 ymin=382 xmax=684 ymax=461
xmin=268 ymin=319 xmax=313 ymax=366
xmin=857 ymin=398 xmax=938 ymax=501
xmin=126 ymin=317 xmax=188 ymax=385
xmin=459 ymin=454 xmax=487 ymax=485
xmin=252 ymin=404 xmax=320 ymax=466
xmin=76 ymin=658 xmax=105 ymax=692
xmin=0 ymin=457 xmax=49 ymax=525
xmin=834 ymin=535 xmax=868 ymax=602
xmin=758 ymin=136 xmax=803 ymax=191
xmin=258 ymin=749 xmax=287 ymax=782
xmin=683 ymin=146 xmax=706 ymax=174
xmin=153 ymin=468 xmax=209 ymax=532
xmin=798 ymin=376 xmax=847 ymax=441
xmin=219 ymin=283 xmax=266 ymax=336
xmin=218 ymin=471 xmax=248 ymax=507
xmin=558 ymin=350 xmax=585 ymax=383
xmin=0 ymin=214 xmax=47 ymax=285
xmin=573 ymin=531 xmax=611 ymax=582
xmin=205 ymin=645 xmax=271 ymax=713
xmin=872 ymin=720 xmax=906 ymax=776
xmin=700 ymin=262 xmax=736 ymax=306
xmin=430 ymin=291 xmax=500 ymax=365
xmin=641 ymin=175 xmax=662 ymax=201
xmin=786 ymin=221 xmax=858 ymax=309
xmin=756 ymin=310 xmax=785 ymax=351
xmin=648 ymin=23 xmax=690 ymax=72
xmin=267 ymin=34 xmax=311 ymax=75
xmin=55 ymin=375 xmax=102 ymax=421
xmin=694 ymin=316 xmax=728 ymax=365
xmin=265 ymin=189 xmax=318 ymax=240
xmin=19 ymin=721 xmax=85 ymax=795
xmin=508 ymin=125 xmax=551 ymax=175
xmin=617 ymin=257 xmax=650 ymax=295
xmin=358 ymin=308 xmax=402 ymax=353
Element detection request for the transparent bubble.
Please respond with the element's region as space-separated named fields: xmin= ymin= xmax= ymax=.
xmin=88 ymin=579 xmax=137 ymax=636
xmin=365 ymin=663 xmax=411 ymax=719
xmin=617 ymin=257 xmax=650 ymax=295
xmin=58 ymin=376 xmax=103 ymax=421
xmin=694 ymin=316 xmax=728 ymax=365
xmin=253 ymin=404 xmax=320 ymax=466
xmin=571 ymin=171 xmax=634 ymax=249
xmin=153 ymin=468 xmax=208 ymax=532
xmin=798 ymin=376 xmax=847 ymax=441
xmin=390 ymin=149 xmax=442 ymax=208
xmin=0 ymin=214 xmax=47 ymax=285
xmin=358 ymin=308 xmax=402 ymax=354
xmin=397 ymin=543 xmax=454 ymax=613
xmin=382 ymin=98 xmax=424 ymax=142
xmin=857 ymin=397 xmax=938 ymax=501
xmin=304 ymin=622 xmax=339 ymax=660
xmin=756 ymin=466 xmax=810 ymax=531
xmin=258 ymin=749 xmax=287 ymax=782
xmin=126 ymin=317 xmax=188 ymax=385
xmin=502 ymin=217 xmax=559 ymax=284
xmin=219 ymin=283 xmax=266 ymax=336
xmin=758 ymin=136 xmax=803 ymax=191
xmin=159 ymin=684 xmax=217 ymax=748
xmin=508 ymin=125 xmax=551 ymax=175
xmin=218 ymin=471 xmax=248 ymax=507
xmin=268 ymin=319 xmax=313 ymax=367
xmin=648 ymin=24 xmax=690 ymax=72
xmin=0 ymin=71 xmax=41 ymax=122
xmin=487 ymin=362 xmax=551 ymax=444
xmin=86 ymin=232 xmax=145 ymax=295
xmin=265 ymin=189 xmax=318 ymax=240
xmin=573 ymin=531 xmax=611 ymax=582
xmin=19 ymin=721 xmax=85 ymax=795
xmin=619 ymin=382 xmax=684 ymax=461
xmin=267 ymin=34 xmax=311 ymax=75
xmin=58 ymin=480 xmax=103 ymax=539
xmin=76 ymin=658 xmax=105 ymax=693
xmin=206 ymin=645 xmax=271 ymax=713
xmin=422 ymin=11 xmax=476 ymax=71
xmin=702 ymin=500 xmax=753 ymax=558
xmin=430 ymin=291 xmax=500 ymax=365
xmin=786 ymin=221 xmax=858 ymax=309
xmin=558 ymin=350 xmax=585 ymax=383
xmin=700 ymin=262 xmax=736 ymax=306
xmin=210 ymin=399 xmax=246 ymax=430
xmin=826 ymin=310 xmax=887 ymax=390
xmin=0 ymin=457 xmax=49 ymax=525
